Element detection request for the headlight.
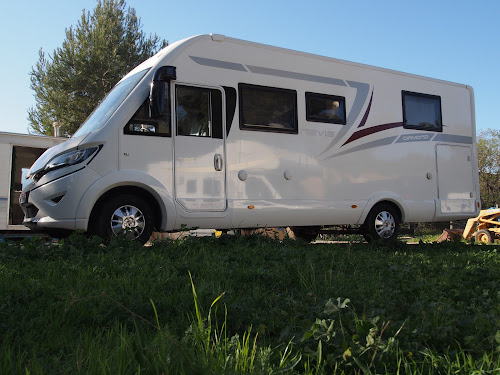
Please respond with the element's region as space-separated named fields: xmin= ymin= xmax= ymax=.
xmin=42 ymin=146 xmax=100 ymax=176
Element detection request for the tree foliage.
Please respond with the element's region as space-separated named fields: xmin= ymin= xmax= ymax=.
xmin=28 ymin=0 xmax=166 ymax=136
xmin=477 ymin=128 xmax=500 ymax=208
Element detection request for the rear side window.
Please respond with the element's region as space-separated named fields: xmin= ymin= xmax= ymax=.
xmin=402 ymin=91 xmax=442 ymax=132
xmin=239 ymin=83 xmax=297 ymax=134
xmin=306 ymin=92 xmax=346 ymax=125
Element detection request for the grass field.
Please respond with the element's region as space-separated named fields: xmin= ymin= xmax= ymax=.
xmin=0 ymin=232 xmax=499 ymax=374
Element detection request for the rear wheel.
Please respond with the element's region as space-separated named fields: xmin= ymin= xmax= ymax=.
xmin=474 ymin=229 xmax=493 ymax=244
xmin=91 ymin=194 xmax=154 ymax=244
xmin=361 ymin=203 xmax=400 ymax=242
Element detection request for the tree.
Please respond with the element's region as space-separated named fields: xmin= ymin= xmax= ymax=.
xmin=477 ymin=128 xmax=500 ymax=208
xmin=28 ymin=0 xmax=166 ymax=136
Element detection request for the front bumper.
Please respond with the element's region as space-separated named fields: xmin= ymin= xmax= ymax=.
xmin=20 ymin=167 xmax=101 ymax=232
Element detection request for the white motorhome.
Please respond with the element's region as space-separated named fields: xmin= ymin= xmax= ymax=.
xmin=21 ymin=34 xmax=480 ymax=243
xmin=0 ymin=132 xmax=64 ymax=233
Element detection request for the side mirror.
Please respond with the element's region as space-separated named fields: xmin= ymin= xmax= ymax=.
xmin=154 ymin=66 xmax=176 ymax=81
xmin=149 ymin=81 xmax=165 ymax=118
xmin=149 ymin=66 xmax=176 ymax=119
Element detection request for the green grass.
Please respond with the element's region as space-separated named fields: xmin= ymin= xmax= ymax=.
xmin=316 ymin=226 xmax=444 ymax=243
xmin=0 ymin=232 xmax=499 ymax=374
xmin=404 ymin=226 xmax=446 ymax=243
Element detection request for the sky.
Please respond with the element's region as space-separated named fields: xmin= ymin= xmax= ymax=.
xmin=0 ymin=0 xmax=498 ymax=135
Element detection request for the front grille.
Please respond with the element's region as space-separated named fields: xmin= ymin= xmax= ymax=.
xmin=25 ymin=204 xmax=39 ymax=219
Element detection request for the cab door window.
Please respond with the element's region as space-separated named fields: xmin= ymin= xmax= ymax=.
xmin=176 ymin=86 xmax=223 ymax=139
xmin=124 ymin=84 xmax=171 ymax=136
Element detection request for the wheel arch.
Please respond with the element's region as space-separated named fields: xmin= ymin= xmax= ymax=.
xmin=358 ymin=193 xmax=406 ymax=226
xmin=75 ymin=170 xmax=175 ymax=232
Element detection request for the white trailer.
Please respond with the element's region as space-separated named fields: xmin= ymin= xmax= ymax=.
xmin=0 ymin=132 xmax=65 ymax=233
xmin=20 ymin=34 xmax=480 ymax=242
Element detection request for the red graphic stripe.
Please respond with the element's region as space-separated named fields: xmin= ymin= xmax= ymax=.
xmin=342 ymin=122 xmax=403 ymax=146
xmin=357 ymin=91 xmax=373 ymax=128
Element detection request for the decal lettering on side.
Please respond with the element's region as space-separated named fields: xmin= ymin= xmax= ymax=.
xmin=395 ymin=134 xmax=435 ymax=143
xmin=302 ymin=129 xmax=335 ymax=137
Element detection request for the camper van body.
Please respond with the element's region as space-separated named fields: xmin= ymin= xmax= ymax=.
xmin=21 ymin=34 xmax=480 ymax=241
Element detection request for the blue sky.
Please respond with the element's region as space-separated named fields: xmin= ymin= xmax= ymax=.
xmin=0 ymin=0 xmax=498 ymax=135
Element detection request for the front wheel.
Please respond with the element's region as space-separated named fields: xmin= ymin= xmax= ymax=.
xmin=91 ymin=195 xmax=155 ymax=244
xmin=361 ymin=203 xmax=400 ymax=242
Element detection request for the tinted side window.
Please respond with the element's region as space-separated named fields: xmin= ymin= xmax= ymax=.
xmin=306 ymin=92 xmax=346 ymax=125
xmin=176 ymin=86 xmax=223 ymax=139
xmin=125 ymin=85 xmax=171 ymax=137
xmin=239 ymin=84 xmax=297 ymax=134
xmin=402 ymin=91 xmax=442 ymax=132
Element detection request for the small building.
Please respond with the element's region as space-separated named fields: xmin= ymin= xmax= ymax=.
xmin=0 ymin=131 xmax=65 ymax=232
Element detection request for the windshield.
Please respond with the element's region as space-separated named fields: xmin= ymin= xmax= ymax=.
xmin=73 ymin=68 xmax=150 ymax=138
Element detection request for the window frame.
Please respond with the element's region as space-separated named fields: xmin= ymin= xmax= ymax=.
xmin=305 ymin=92 xmax=346 ymax=125
xmin=402 ymin=91 xmax=443 ymax=132
xmin=238 ymin=83 xmax=298 ymax=134
xmin=175 ymin=85 xmax=223 ymax=139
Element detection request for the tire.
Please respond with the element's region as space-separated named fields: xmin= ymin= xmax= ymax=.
xmin=474 ymin=229 xmax=493 ymax=244
xmin=361 ymin=203 xmax=400 ymax=242
xmin=92 ymin=194 xmax=154 ymax=244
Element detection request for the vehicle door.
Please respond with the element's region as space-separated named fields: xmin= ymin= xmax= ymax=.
xmin=173 ymin=84 xmax=226 ymax=212
xmin=436 ymin=144 xmax=476 ymax=214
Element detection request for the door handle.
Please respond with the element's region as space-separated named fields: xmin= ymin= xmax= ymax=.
xmin=214 ymin=154 xmax=223 ymax=171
